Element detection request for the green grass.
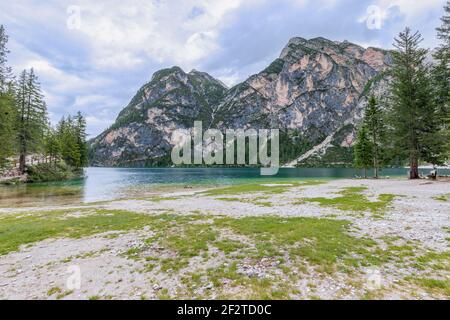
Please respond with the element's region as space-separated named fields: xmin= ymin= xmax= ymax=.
xmin=414 ymin=251 xmax=450 ymax=271
xmin=5 ymin=205 xmax=446 ymax=299
xmin=214 ymin=239 xmax=246 ymax=254
xmin=0 ymin=209 xmax=170 ymax=255
xmin=413 ymin=278 xmax=450 ymax=296
xmin=146 ymin=196 xmax=179 ymax=202
xmin=142 ymin=213 xmax=377 ymax=275
xmin=203 ymin=184 xmax=291 ymax=196
xmin=216 ymin=196 xmax=273 ymax=207
xmin=214 ymin=216 xmax=375 ymax=272
xmin=158 ymin=223 xmax=217 ymax=271
xmin=47 ymin=287 xmax=62 ymax=296
xmin=433 ymin=194 xmax=449 ymax=202
xmin=55 ymin=290 xmax=74 ymax=300
xmin=302 ymin=187 xmax=397 ymax=214
xmin=201 ymin=180 xmax=325 ymax=197
xmin=0 ymin=208 xmax=378 ymax=271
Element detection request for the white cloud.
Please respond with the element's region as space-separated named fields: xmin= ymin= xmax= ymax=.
xmin=377 ymin=0 xmax=444 ymax=20
xmin=358 ymin=0 xmax=444 ymax=28
xmin=1 ymin=0 xmax=445 ymax=137
xmin=69 ymin=0 xmax=263 ymax=70
xmin=1 ymin=0 xmax=264 ymax=71
xmin=21 ymin=58 xmax=110 ymax=92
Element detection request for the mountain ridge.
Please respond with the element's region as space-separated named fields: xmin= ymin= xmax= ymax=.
xmin=89 ymin=37 xmax=392 ymax=167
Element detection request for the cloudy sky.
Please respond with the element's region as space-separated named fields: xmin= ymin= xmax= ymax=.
xmin=0 ymin=0 xmax=446 ymax=137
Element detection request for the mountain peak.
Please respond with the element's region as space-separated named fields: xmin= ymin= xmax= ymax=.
xmin=151 ymin=66 xmax=186 ymax=82
xmin=189 ymin=69 xmax=228 ymax=89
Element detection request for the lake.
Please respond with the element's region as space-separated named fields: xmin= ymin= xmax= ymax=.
xmin=0 ymin=167 xmax=447 ymax=207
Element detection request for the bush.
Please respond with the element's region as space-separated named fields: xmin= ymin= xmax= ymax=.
xmin=26 ymin=161 xmax=83 ymax=183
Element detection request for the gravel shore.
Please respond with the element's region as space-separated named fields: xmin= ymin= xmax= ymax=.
xmin=0 ymin=178 xmax=448 ymax=300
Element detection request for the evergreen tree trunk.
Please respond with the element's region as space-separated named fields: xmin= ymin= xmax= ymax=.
xmin=19 ymin=153 xmax=25 ymax=174
xmin=373 ymin=134 xmax=379 ymax=179
xmin=410 ymin=155 xmax=419 ymax=179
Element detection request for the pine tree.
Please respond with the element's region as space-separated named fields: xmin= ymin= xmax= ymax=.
xmin=354 ymin=125 xmax=373 ymax=179
xmin=364 ymin=96 xmax=385 ymax=178
xmin=0 ymin=25 xmax=14 ymax=93
xmin=57 ymin=116 xmax=81 ymax=167
xmin=388 ymin=28 xmax=438 ymax=179
xmin=43 ymin=127 xmax=61 ymax=164
xmin=0 ymin=93 xmax=16 ymax=167
xmin=16 ymin=69 xmax=49 ymax=173
xmin=432 ymin=1 xmax=450 ymax=159
xmin=74 ymin=111 xmax=88 ymax=167
xmin=0 ymin=25 xmax=16 ymax=167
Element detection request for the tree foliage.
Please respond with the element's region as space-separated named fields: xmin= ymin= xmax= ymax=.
xmin=0 ymin=25 xmax=16 ymax=167
xmin=55 ymin=114 xmax=88 ymax=168
xmin=16 ymin=69 xmax=48 ymax=173
xmin=0 ymin=24 xmax=88 ymax=176
xmin=354 ymin=125 xmax=373 ymax=178
xmin=363 ymin=96 xmax=385 ymax=178
xmin=432 ymin=1 xmax=450 ymax=158
xmin=388 ymin=28 xmax=444 ymax=178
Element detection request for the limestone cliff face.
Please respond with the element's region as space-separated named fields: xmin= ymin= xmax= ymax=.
xmin=90 ymin=67 xmax=227 ymax=166
xmin=89 ymin=37 xmax=392 ymax=167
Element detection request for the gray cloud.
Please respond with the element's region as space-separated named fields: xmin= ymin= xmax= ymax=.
xmin=0 ymin=0 xmax=445 ymax=137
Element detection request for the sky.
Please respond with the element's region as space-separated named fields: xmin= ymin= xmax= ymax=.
xmin=0 ymin=0 xmax=446 ymax=137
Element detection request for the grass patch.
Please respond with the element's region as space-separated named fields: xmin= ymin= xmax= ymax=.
xmin=413 ymin=278 xmax=450 ymax=296
xmin=56 ymin=290 xmax=74 ymax=300
xmin=158 ymin=223 xmax=217 ymax=271
xmin=202 ymin=180 xmax=325 ymax=197
xmin=414 ymin=251 xmax=450 ymax=271
xmin=147 ymin=196 xmax=179 ymax=202
xmin=47 ymin=287 xmax=62 ymax=296
xmin=433 ymin=194 xmax=449 ymax=202
xmin=216 ymin=196 xmax=273 ymax=207
xmin=0 ymin=209 xmax=174 ymax=255
xmin=302 ymin=187 xmax=396 ymax=214
xmin=214 ymin=216 xmax=376 ymax=272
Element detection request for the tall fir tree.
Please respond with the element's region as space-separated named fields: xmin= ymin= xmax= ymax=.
xmin=0 ymin=93 xmax=15 ymax=167
xmin=0 ymin=25 xmax=16 ymax=167
xmin=43 ymin=127 xmax=61 ymax=164
xmin=74 ymin=111 xmax=88 ymax=167
xmin=57 ymin=116 xmax=81 ymax=168
xmin=388 ymin=28 xmax=441 ymax=179
xmin=16 ymin=69 xmax=49 ymax=173
xmin=364 ymin=96 xmax=385 ymax=178
xmin=0 ymin=25 xmax=14 ymax=92
xmin=354 ymin=125 xmax=373 ymax=179
xmin=432 ymin=1 xmax=450 ymax=158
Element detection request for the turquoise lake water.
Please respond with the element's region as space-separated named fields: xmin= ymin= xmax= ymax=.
xmin=0 ymin=167 xmax=448 ymax=207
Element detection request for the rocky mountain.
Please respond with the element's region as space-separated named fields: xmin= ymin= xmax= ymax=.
xmin=89 ymin=37 xmax=392 ymax=167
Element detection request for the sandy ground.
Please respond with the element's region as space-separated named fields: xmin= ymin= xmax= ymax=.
xmin=0 ymin=178 xmax=448 ymax=300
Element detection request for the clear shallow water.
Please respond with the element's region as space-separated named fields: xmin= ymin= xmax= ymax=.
xmin=0 ymin=167 xmax=448 ymax=207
